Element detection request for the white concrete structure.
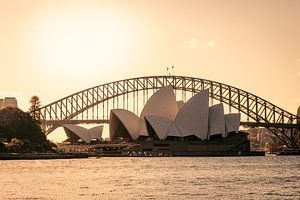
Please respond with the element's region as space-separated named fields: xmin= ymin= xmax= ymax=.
xmin=225 ymin=113 xmax=241 ymax=135
xmin=144 ymin=115 xmax=173 ymax=139
xmin=208 ymin=103 xmax=226 ymax=138
xmin=139 ymin=85 xmax=178 ymax=135
xmin=110 ymin=109 xmax=141 ymax=140
xmin=177 ymin=100 xmax=184 ymax=111
xmin=63 ymin=124 xmax=103 ymax=143
xmin=140 ymin=85 xmax=178 ymax=121
xmin=167 ymin=123 xmax=194 ymax=137
xmin=0 ymin=97 xmax=18 ymax=109
xmin=89 ymin=126 xmax=104 ymax=140
xmin=173 ymin=89 xmax=209 ymax=139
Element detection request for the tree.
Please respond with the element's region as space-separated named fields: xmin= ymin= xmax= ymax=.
xmin=29 ymin=95 xmax=41 ymax=120
xmin=0 ymin=107 xmax=52 ymax=152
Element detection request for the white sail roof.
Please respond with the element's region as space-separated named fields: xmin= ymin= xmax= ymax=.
xmin=144 ymin=115 xmax=173 ymax=139
xmin=89 ymin=126 xmax=104 ymax=139
xmin=139 ymin=85 xmax=178 ymax=135
xmin=63 ymin=124 xmax=103 ymax=143
xmin=110 ymin=109 xmax=141 ymax=140
xmin=224 ymin=113 xmax=240 ymax=135
xmin=173 ymin=89 xmax=209 ymax=140
xmin=177 ymin=100 xmax=185 ymax=111
xmin=167 ymin=123 xmax=194 ymax=137
xmin=208 ymin=103 xmax=226 ymax=138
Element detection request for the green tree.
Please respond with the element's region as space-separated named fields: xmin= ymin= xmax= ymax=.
xmin=29 ymin=95 xmax=41 ymax=120
xmin=0 ymin=107 xmax=52 ymax=152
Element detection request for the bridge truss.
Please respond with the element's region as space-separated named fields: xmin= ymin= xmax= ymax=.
xmin=36 ymin=76 xmax=300 ymax=148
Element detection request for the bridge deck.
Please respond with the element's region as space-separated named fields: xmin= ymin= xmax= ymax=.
xmin=43 ymin=120 xmax=300 ymax=129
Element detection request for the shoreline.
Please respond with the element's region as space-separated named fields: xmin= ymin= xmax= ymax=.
xmin=0 ymin=150 xmax=266 ymax=160
xmin=0 ymin=152 xmax=88 ymax=160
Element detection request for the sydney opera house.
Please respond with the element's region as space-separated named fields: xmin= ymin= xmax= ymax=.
xmin=109 ymin=86 xmax=240 ymax=141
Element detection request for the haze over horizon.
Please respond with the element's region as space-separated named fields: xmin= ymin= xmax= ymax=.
xmin=1 ymin=0 xmax=299 ymax=115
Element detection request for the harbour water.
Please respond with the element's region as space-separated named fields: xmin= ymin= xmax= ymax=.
xmin=0 ymin=156 xmax=299 ymax=199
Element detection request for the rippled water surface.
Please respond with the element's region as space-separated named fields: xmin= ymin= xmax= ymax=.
xmin=0 ymin=156 xmax=299 ymax=199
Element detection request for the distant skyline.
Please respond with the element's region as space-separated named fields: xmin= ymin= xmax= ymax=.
xmin=1 ymin=0 xmax=299 ymax=115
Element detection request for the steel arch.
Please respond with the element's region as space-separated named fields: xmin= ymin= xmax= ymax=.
xmin=36 ymin=76 xmax=300 ymax=148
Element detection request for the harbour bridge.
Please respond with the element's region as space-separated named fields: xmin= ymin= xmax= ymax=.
xmin=36 ymin=75 xmax=300 ymax=149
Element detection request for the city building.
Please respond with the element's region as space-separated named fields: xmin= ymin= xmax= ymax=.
xmin=0 ymin=97 xmax=18 ymax=110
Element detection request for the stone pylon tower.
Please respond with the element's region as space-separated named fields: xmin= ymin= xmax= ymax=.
xmin=0 ymin=97 xmax=18 ymax=110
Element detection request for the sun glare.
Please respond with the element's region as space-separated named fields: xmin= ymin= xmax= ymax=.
xmin=31 ymin=9 xmax=139 ymax=78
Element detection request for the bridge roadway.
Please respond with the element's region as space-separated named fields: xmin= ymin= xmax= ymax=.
xmin=44 ymin=120 xmax=300 ymax=129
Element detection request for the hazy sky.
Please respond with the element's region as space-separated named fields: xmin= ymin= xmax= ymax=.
xmin=1 ymin=0 xmax=300 ymax=115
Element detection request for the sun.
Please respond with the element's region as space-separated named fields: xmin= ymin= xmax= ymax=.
xmin=30 ymin=8 xmax=140 ymax=78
